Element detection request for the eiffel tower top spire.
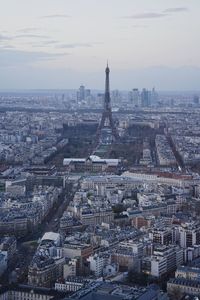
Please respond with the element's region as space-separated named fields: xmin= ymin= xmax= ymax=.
xmin=106 ymin=60 xmax=109 ymax=69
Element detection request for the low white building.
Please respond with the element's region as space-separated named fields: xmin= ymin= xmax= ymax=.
xmin=63 ymin=155 xmax=121 ymax=173
xmin=151 ymin=256 xmax=167 ymax=277
xmin=55 ymin=277 xmax=86 ymax=292
xmin=40 ymin=232 xmax=61 ymax=247
xmin=87 ymin=254 xmax=111 ymax=277
xmin=63 ymin=155 xmax=120 ymax=167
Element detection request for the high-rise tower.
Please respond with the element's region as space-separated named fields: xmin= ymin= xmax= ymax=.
xmin=96 ymin=64 xmax=119 ymax=140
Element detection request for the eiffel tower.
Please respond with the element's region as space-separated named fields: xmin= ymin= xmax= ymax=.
xmin=96 ymin=64 xmax=119 ymax=140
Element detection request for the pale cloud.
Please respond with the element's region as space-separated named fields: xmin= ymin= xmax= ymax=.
xmin=32 ymin=40 xmax=60 ymax=48
xmin=40 ymin=14 xmax=70 ymax=19
xmin=164 ymin=7 xmax=189 ymax=13
xmin=42 ymin=40 xmax=59 ymax=45
xmin=57 ymin=43 xmax=93 ymax=49
xmin=0 ymin=34 xmax=12 ymax=41
xmin=125 ymin=12 xmax=166 ymax=19
xmin=124 ymin=6 xmax=189 ymax=20
xmin=15 ymin=34 xmax=50 ymax=39
xmin=0 ymin=44 xmax=15 ymax=49
xmin=0 ymin=49 xmax=68 ymax=67
xmin=17 ymin=27 xmax=41 ymax=33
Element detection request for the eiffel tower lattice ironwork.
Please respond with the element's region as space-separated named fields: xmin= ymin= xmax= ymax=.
xmin=96 ymin=64 xmax=119 ymax=140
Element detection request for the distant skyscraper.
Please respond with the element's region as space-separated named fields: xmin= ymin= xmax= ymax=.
xmin=129 ymin=89 xmax=141 ymax=107
xmin=141 ymin=88 xmax=151 ymax=107
xmin=151 ymin=87 xmax=158 ymax=106
xmin=132 ymin=89 xmax=141 ymax=107
xmin=77 ymin=85 xmax=85 ymax=102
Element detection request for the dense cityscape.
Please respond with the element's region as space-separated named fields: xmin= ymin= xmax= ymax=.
xmin=1 ymin=0 xmax=200 ymax=299
xmin=0 ymin=65 xmax=200 ymax=300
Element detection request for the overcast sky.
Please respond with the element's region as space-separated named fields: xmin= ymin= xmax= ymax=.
xmin=0 ymin=0 xmax=199 ymax=90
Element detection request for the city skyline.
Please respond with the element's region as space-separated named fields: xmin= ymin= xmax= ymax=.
xmin=0 ymin=0 xmax=200 ymax=90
